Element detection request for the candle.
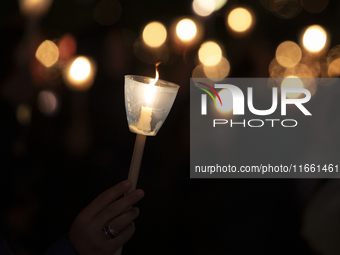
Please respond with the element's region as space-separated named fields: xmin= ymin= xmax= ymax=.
xmin=125 ymin=73 xmax=179 ymax=136
xmin=134 ymin=65 xmax=159 ymax=132
xmin=136 ymin=106 xmax=152 ymax=131
xmin=119 ymin=66 xmax=179 ymax=255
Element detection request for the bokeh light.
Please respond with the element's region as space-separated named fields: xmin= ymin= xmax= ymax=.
xmin=302 ymin=25 xmax=327 ymax=53
xmin=192 ymin=64 xmax=206 ymax=78
xmin=281 ymin=76 xmax=303 ymax=98
xmin=269 ymin=58 xmax=286 ymax=78
xmin=215 ymin=89 xmax=233 ymax=113
xmin=203 ymin=57 xmax=230 ymax=80
xmin=58 ymin=34 xmax=77 ymax=61
xmin=283 ymin=63 xmax=317 ymax=95
xmin=328 ymin=59 xmax=340 ymax=78
xmin=214 ymin=0 xmax=227 ymax=11
xmin=16 ymin=104 xmax=32 ymax=126
xmin=142 ymin=22 xmax=167 ymax=48
xmin=63 ymin=56 xmax=97 ymax=91
xmin=19 ymin=0 xmax=53 ymax=18
xmin=302 ymin=0 xmax=329 ymax=13
xmin=192 ymin=0 xmax=215 ymax=17
xmin=284 ymin=63 xmax=313 ymax=78
xmin=198 ymin=41 xmax=222 ymax=66
xmin=93 ymin=0 xmax=122 ymax=26
xmin=176 ymin=19 xmax=197 ymax=42
xmin=37 ymin=90 xmax=58 ymax=115
xmin=275 ymin=41 xmax=302 ymax=68
xmin=300 ymin=56 xmax=321 ymax=78
xmin=327 ymin=45 xmax=340 ymax=63
xmin=260 ymin=0 xmax=302 ymax=19
xmin=35 ymin=40 xmax=59 ymax=68
xmin=227 ymin=7 xmax=252 ymax=33
xmin=315 ymin=56 xmax=336 ymax=86
xmin=70 ymin=57 xmax=91 ymax=81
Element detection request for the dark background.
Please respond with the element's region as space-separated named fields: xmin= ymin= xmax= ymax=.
xmin=0 ymin=0 xmax=339 ymax=254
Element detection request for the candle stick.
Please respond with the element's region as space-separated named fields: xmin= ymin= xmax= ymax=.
xmin=116 ymin=64 xmax=179 ymax=254
xmin=127 ymin=133 xmax=146 ymax=194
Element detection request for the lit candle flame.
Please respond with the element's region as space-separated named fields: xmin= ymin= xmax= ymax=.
xmin=149 ymin=62 xmax=161 ymax=86
xmin=145 ymin=62 xmax=161 ymax=105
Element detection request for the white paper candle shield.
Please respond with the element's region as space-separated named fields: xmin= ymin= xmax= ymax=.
xmin=124 ymin=75 xmax=179 ymax=136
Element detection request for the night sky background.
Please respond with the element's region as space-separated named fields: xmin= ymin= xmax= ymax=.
xmin=0 ymin=0 xmax=340 ymax=254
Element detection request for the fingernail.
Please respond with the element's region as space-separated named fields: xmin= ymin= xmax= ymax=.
xmin=122 ymin=180 xmax=131 ymax=187
xmin=136 ymin=189 xmax=144 ymax=197
xmin=132 ymin=207 xmax=139 ymax=213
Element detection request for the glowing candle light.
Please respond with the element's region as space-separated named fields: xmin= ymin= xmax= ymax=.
xmin=176 ymin=19 xmax=197 ymax=42
xmin=227 ymin=7 xmax=253 ymax=33
xmin=302 ymin=25 xmax=327 ymax=53
xmin=124 ymin=63 xmax=179 ymax=182
xmin=62 ymin=56 xmax=97 ymax=91
xmin=134 ymin=63 xmax=159 ymax=132
xmin=19 ymin=0 xmax=53 ymax=18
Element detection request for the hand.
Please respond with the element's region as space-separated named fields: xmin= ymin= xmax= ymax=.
xmin=68 ymin=180 xmax=144 ymax=255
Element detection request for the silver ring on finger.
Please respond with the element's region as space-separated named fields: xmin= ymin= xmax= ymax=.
xmin=103 ymin=223 xmax=118 ymax=239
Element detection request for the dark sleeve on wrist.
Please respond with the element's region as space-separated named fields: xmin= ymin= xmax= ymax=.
xmin=44 ymin=234 xmax=79 ymax=255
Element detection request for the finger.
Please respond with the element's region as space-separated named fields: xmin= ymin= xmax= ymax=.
xmin=84 ymin=180 xmax=132 ymax=218
xmin=108 ymin=222 xmax=136 ymax=248
xmin=95 ymin=189 xmax=144 ymax=225
xmin=108 ymin=207 xmax=139 ymax=234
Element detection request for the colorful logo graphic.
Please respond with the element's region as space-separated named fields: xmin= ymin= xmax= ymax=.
xmin=195 ymin=82 xmax=223 ymax=106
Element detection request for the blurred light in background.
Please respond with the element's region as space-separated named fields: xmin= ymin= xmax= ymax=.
xmin=227 ymin=7 xmax=252 ymax=33
xmin=269 ymin=58 xmax=286 ymax=78
xmin=203 ymin=57 xmax=230 ymax=80
xmin=63 ymin=56 xmax=97 ymax=91
xmin=16 ymin=104 xmax=32 ymax=126
xmin=284 ymin=63 xmax=317 ymax=95
xmin=192 ymin=0 xmax=215 ymax=16
xmin=93 ymin=0 xmax=122 ymax=26
xmin=328 ymin=59 xmax=340 ymax=78
xmin=213 ymin=0 xmax=227 ymax=11
xmin=198 ymin=41 xmax=222 ymax=66
xmin=171 ymin=17 xmax=203 ymax=48
xmin=302 ymin=0 xmax=329 ymax=13
xmin=58 ymin=34 xmax=77 ymax=61
xmin=276 ymin=41 xmax=302 ymax=68
xmin=192 ymin=64 xmax=206 ymax=78
xmin=326 ymin=44 xmax=340 ymax=78
xmin=300 ymin=56 xmax=321 ymax=78
xmin=176 ymin=19 xmax=197 ymax=42
xmin=37 ymin=90 xmax=58 ymax=115
xmin=284 ymin=63 xmax=313 ymax=78
xmin=18 ymin=0 xmax=53 ymax=18
xmin=215 ymin=89 xmax=233 ymax=113
xmin=143 ymin=22 xmax=167 ymax=48
xmin=302 ymin=25 xmax=327 ymax=53
xmin=70 ymin=57 xmax=91 ymax=81
xmin=259 ymin=0 xmax=302 ymax=19
xmin=281 ymin=76 xmax=303 ymax=98
xmin=35 ymin=40 xmax=59 ymax=67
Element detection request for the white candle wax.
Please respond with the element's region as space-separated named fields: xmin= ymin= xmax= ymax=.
xmin=136 ymin=106 xmax=152 ymax=131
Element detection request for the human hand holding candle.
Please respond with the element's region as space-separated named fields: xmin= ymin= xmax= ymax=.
xmin=68 ymin=180 xmax=144 ymax=255
xmin=113 ymin=65 xmax=178 ymax=255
